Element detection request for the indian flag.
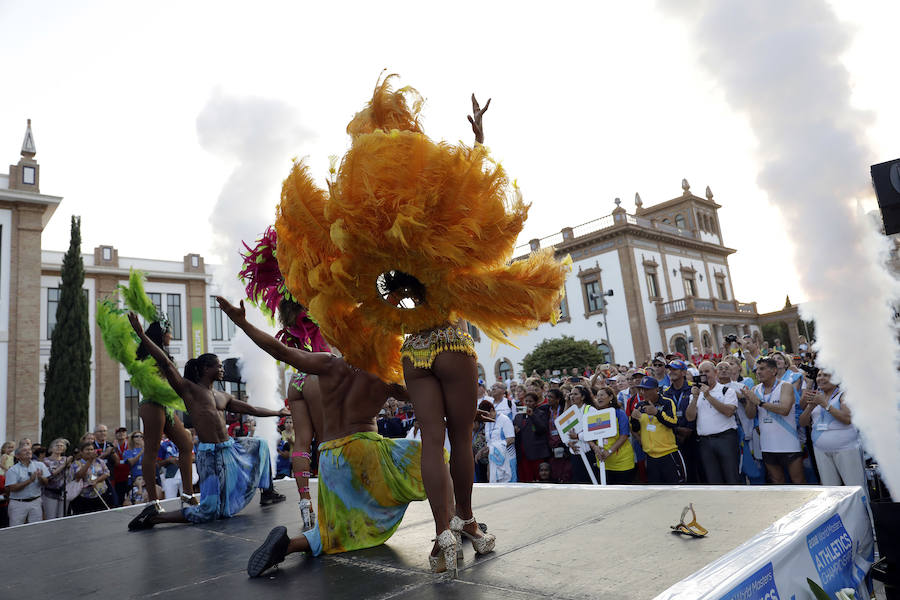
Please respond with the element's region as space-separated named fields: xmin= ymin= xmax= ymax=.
xmin=587 ymin=412 xmax=612 ymax=432
xmin=558 ymin=410 xmax=579 ymax=433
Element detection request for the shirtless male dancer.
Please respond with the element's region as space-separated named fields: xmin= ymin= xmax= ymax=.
xmin=126 ymin=312 xmax=288 ymax=530
xmin=213 ymin=297 xmax=452 ymax=577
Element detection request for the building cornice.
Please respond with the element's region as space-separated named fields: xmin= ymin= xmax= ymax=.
xmin=41 ymin=263 xmax=213 ymax=282
xmin=544 ymin=222 xmax=735 ymax=259
xmin=0 ymin=189 xmax=62 ymax=228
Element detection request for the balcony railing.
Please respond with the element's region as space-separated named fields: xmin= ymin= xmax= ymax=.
xmin=513 ymin=212 xmax=700 ymax=256
xmin=657 ymin=297 xmax=758 ymax=318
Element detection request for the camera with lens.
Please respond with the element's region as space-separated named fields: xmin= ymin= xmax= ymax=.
xmin=724 ymin=334 xmax=738 ymax=344
xmin=798 ymin=364 xmax=820 ymax=389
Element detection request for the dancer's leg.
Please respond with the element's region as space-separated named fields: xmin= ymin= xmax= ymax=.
xmin=432 ymin=352 xmax=484 ymax=540
xmin=289 ymin=397 xmax=314 ymax=500
xmin=403 ymin=360 xmax=452 ymax=550
xmin=139 ymin=403 xmax=165 ymax=502
xmin=165 ymin=414 xmax=195 ymax=498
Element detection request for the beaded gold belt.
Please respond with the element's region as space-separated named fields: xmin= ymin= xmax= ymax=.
xmin=400 ymin=324 xmax=477 ymax=369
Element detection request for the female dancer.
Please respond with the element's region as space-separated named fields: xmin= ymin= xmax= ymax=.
xmin=274 ymin=76 xmax=570 ymax=575
xmin=239 ymin=227 xmax=329 ymax=531
xmin=97 ymin=271 xmax=195 ymax=508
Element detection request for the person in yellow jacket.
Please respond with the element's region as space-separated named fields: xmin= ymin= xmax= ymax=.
xmin=629 ymin=376 xmax=686 ymax=484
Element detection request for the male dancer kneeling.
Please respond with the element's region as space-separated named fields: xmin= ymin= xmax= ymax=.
xmin=214 ymin=298 xmax=443 ymax=577
xmin=126 ymin=313 xmax=288 ymax=530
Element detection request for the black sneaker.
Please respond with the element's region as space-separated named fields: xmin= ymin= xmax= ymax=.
xmin=247 ymin=526 xmax=290 ymax=577
xmin=128 ymin=503 xmax=159 ymax=531
xmin=260 ymin=489 xmax=287 ymax=506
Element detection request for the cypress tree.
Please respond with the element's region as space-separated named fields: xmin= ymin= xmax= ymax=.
xmin=41 ymin=216 xmax=91 ymax=447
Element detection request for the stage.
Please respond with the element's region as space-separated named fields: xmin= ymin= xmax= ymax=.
xmin=0 ymin=481 xmax=874 ymax=599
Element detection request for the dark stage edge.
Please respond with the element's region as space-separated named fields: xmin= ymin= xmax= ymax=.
xmin=1 ymin=480 xmax=827 ymax=599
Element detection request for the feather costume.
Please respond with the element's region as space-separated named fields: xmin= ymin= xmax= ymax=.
xmin=96 ymin=270 xmax=185 ymax=419
xmin=276 ymin=75 xmax=570 ymax=384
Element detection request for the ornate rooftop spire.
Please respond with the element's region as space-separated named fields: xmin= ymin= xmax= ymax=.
xmin=706 ymin=185 xmax=714 ymax=201
xmin=681 ymin=178 xmax=690 ymax=196
xmin=21 ymin=119 xmax=36 ymax=158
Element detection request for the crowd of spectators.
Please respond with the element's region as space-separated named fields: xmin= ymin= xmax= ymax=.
xmin=2 ymin=333 xmax=880 ymax=526
xmin=0 ymin=410 xmax=260 ymax=527
xmin=375 ymin=334 xmax=877 ymax=499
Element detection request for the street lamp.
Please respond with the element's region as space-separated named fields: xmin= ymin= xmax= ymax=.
xmin=593 ymin=289 xmax=615 ymax=363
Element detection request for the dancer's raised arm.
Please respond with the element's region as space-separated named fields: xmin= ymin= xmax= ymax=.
xmin=467 ymin=94 xmax=490 ymax=145
xmin=128 ymin=312 xmax=190 ymax=397
xmin=216 ymin=297 xmax=334 ymax=376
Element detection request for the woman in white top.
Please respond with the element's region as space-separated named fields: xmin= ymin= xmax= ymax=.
xmin=798 ymin=371 xmax=865 ymax=488
xmin=480 ymin=400 xmax=516 ymax=483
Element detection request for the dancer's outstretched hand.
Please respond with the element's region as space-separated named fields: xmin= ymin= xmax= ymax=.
xmin=216 ymin=297 xmax=247 ymax=326
xmin=127 ymin=312 xmax=144 ymax=337
xmin=467 ymin=94 xmax=491 ymax=145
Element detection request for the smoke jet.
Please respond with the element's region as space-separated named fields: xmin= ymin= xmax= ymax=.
xmin=664 ymin=0 xmax=900 ymax=494
xmin=196 ymin=90 xmax=311 ymax=461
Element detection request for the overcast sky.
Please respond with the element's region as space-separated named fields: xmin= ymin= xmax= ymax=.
xmin=1 ymin=1 xmax=897 ymax=312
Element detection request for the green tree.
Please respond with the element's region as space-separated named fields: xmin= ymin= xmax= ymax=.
xmin=761 ymin=321 xmax=791 ymax=352
xmin=521 ymin=336 xmax=606 ymax=375
xmin=41 ymin=216 xmax=91 ymax=448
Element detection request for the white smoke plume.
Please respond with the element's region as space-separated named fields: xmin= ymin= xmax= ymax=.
xmin=196 ymin=90 xmax=312 ymax=462
xmin=663 ymin=0 xmax=900 ymax=495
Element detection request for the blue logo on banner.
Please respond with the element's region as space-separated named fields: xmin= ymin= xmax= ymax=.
xmin=806 ymin=514 xmax=856 ymax=596
xmin=721 ymin=562 xmax=780 ymax=600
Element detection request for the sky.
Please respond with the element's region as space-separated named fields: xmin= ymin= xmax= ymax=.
xmin=1 ymin=1 xmax=898 ymax=313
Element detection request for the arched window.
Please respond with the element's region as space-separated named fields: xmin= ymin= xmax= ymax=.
xmin=496 ymin=358 xmax=513 ymax=382
xmin=596 ymin=341 xmax=612 ymax=363
xmin=673 ymin=335 xmax=688 ymax=357
xmin=662 ymin=218 xmax=671 ymax=224
xmin=702 ymin=332 xmax=711 ymax=350
xmin=674 ymin=214 xmax=687 ymax=229
xmin=477 ymin=363 xmax=486 ymax=382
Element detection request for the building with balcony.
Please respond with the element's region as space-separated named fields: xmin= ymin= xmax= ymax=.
xmin=471 ymin=179 xmax=763 ymax=382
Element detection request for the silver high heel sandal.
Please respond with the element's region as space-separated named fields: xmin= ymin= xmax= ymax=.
xmin=450 ymin=515 xmax=496 ymax=555
xmin=428 ymin=529 xmax=459 ymax=576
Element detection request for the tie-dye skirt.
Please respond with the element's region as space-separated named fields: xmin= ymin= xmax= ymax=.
xmin=183 ymin=437 xmax=272 ymax=523
xmin=305 ymin=431 xmax=429 ymax=556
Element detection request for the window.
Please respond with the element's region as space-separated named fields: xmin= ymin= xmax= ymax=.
xmin=498 ymin=359 xmax=513 ymax=381
xmin=585 ymin=280 xmax=603 ymax=312
xmin=124 ymin=381 xmax=141 ymax=432
xmin=148 ymin=293 xmax=162 ymax=317
xmin=102 ymin=247 xmax=112 ymax=261
xmin=662 ymin=218 xmax=671 ymax=224
xmin=476 ymin=364 xmax=486 ymax=381
xmin=674 ymin=214 xmax=687 ymax=229
xmin=227 ymin=318 xmax=236 ymax=340
xmin=702 ymin=332 xmax=712 ymax=351
xmin=646 ymin=272 xmax=660 ymax=299
xmin=467 ymin=323 xmax=481 ymax=342
xmin=597 ymin=342 xmax=612 ymax=362
xmin=210 ymin=295 xmax=224 ymax=340
xmin=230 ymin=381 xmax=246 ymax=401
xmin=23 ymin=166 xmax=35 ymax=185
xmin=558 ymin=294 xmax=570 ymax=321
xmin=191 ymin=255 xmax=199 ymax=268
xmin=673 ymin=336 xmax=689 ymax=357
xmin=47 ymin=288 xmax=59 ymax=339
xmin=685 ymin=277 xmax=697 ymax=297
xmin=167 ymin=294 xmax=182 ymax=340
xmin=717 ymin=280 xmax=728 ymax=300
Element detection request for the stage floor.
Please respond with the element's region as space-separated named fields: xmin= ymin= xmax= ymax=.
xmin=1 ymin=481 xmax=832 ymax=599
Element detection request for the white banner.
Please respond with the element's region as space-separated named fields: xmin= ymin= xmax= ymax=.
xmin=658 ymin=486 xmax=874 ymax=599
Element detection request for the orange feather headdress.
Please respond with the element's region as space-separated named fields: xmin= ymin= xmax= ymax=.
xmin=276 ymin=75 xmax=571 ymax=383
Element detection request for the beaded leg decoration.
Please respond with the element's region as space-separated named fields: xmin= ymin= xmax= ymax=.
xmin=292 ymin=451 xmax=315 ymax=531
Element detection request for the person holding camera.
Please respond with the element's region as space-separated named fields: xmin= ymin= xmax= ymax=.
xmin=665 ymin=360 xmax=700 ymax=483
xmin=685 ymin=361 xmax=740 ymax=484
xmin=744 ymin=357 xmax=804 ymax=484
xmin=630 ymin=376 xmax=684 ymax=484
xmin=798 ymin=371 xmax=865 ymax=488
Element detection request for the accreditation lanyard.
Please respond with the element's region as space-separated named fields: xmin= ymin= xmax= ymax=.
xmin=815 ymin=388 xmax=843 ymax=430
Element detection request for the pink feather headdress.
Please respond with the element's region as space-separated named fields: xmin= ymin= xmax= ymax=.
xmin=239 ymin=226 xmax=330 ymax=353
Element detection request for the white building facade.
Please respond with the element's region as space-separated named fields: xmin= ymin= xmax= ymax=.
xmin=471 ymin=181 xmax=762 ymax=382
